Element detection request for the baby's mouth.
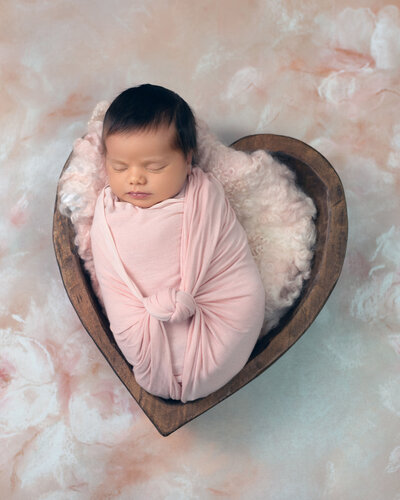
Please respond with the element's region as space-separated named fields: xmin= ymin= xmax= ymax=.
xmin=127 ymin=191 xmax=151 ymax=198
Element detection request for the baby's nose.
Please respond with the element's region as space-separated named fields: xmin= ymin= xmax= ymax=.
xmin=128 ymin=167 xmax=146 ymax=183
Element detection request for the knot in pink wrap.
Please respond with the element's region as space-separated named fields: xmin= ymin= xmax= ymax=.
xmin=90 ymin=167 xmax=266 ymax=403
xmin=143 ymin=288 xmax=197 ymax=322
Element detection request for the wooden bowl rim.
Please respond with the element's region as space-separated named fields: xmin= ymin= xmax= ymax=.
xmin=52 ymin=133 xmax=348 ymax=436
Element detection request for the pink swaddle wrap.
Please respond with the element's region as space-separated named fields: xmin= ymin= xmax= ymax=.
xmin=90 ymin=166 xmax=266 ymax=403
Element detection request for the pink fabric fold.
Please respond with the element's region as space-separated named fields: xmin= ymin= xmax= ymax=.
xmin=90 ymin=166 xmax=266 ymax=402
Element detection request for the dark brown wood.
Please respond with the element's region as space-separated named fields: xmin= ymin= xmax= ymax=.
xmin=52 ymin=134 xmax=348 ymax=436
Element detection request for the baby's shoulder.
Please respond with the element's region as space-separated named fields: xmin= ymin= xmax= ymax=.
xmin=193 ymin=167 xmax=225 ymax=199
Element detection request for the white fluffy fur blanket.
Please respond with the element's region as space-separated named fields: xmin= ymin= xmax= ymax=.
xmin=58 ymin=101 xmax=317 ymax=339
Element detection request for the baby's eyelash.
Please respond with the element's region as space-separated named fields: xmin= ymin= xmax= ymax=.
xmin=111 ymin=165 xmax=167 ymax=172
xmin=148 ymin=165 xmax=167 ymax=171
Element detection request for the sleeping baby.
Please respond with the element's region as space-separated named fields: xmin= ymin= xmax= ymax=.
xmin=89 ymin=84 xmax=266 ymax=403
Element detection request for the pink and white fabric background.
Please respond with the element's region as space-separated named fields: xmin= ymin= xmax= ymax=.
xmin=1 ymin=1 xmax=399 ymax=498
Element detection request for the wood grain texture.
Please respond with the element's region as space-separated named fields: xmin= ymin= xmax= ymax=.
xmin=52 ymin=134 xmax=348 ymax=436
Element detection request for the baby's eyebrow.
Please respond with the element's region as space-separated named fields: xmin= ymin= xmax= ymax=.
xmin=109 ymin=159 xmax=127 ymax=164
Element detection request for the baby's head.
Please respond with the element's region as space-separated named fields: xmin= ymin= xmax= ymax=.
xmin=101 ymin=84 xmax=197 ymax=208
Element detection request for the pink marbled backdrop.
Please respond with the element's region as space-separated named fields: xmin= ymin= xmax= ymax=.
xmin=1 ymin=1 xmax=400 ymax=498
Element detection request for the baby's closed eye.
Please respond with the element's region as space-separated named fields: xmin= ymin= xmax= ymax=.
xmin=147 ymin=164 xmax=168 ymax=171
xmin=111 ymin=164 xmax=168 ymax=172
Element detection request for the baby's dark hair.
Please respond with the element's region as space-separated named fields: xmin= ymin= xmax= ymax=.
xmin=101 ymin=84 xmax=197 ymax=163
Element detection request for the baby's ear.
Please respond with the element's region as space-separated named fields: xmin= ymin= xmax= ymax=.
xmin=187 ymin=150 xmax=193 ymax=165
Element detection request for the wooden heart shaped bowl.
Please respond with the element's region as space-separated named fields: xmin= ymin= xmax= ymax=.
xmin=52 ymin=134 xmax=348 ymax=436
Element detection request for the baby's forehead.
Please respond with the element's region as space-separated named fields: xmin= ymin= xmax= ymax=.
xmin=104 ymin=126 xmax=179 ymax=158
xmin=105 ymin=135 xmax=180 ymax=161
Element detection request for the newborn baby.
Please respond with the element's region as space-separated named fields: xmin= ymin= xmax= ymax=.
xmin=90 ymin=84 xmax=266 ymax=402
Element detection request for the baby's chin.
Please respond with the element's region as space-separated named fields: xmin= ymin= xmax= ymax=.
xmin=113 ymin=180 xmax=187 ymax=207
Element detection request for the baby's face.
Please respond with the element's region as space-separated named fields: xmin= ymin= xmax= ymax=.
xmin=104 ymin=123 xmax=192 ymax=208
